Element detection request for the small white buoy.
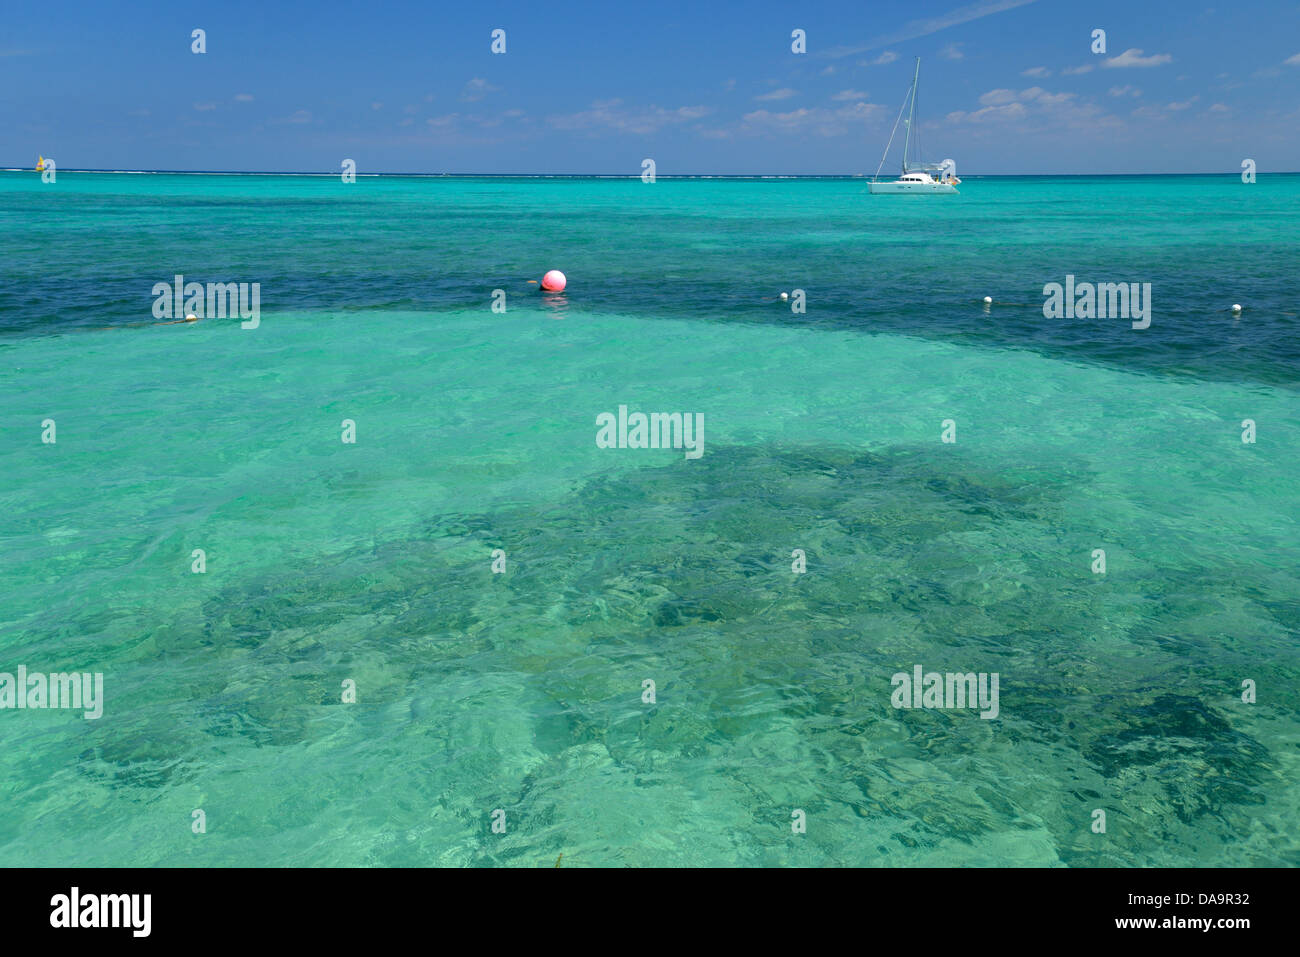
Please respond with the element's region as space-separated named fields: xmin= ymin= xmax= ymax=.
xmin=185 ymin=313 xmax=198 ymax=322
xmin=779 ymin=292 xmax=789 ymax=301
xmin=1231 ymin=304 xmax=1242 ymax=314
xmin=983 ymin=296 xmax=993 ymax=304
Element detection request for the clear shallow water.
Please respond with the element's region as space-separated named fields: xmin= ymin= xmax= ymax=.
xmin=0 ymin=173 xmax=1297 ymax=866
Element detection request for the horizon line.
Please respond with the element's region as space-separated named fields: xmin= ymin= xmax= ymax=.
xmin=4 ymin=168 xmax=1296 ymax=178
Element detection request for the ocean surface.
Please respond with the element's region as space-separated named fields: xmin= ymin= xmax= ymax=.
xmin=0 ymin=171 xmax=1296 ymax=866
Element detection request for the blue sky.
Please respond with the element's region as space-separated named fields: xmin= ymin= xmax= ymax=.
xmin=5 ymin=0 xmax=1300 ymax=174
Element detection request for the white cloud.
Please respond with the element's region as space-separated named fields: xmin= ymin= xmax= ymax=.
xmin=741 ymin=107 xmax=815 ymax=130
xmin=739 ymin=101 xmax=884 ymax=137
xmin=948 ymin=85 xmax=1114 ymax=130
xmin=1208 ymin=103 xmax=1229 ymax=112
xmin=1130 ymin=96 xmax=1199 ymax=120
xmin=547 ymin=99 xmax=711 ymax=135
xmin=233 ymin=93 xmax=254 ymax=102
xmin=461 ymin=77 xmax=501 ymax=102
xmin=1108 ymin=85 xmax=1141 ymax=97
xmin=1103 ymin=48 xmax=1173 ymax=68
xmin=1061 ymin=64 xmax=1094 ymax=75
xmin=832 ymin=89 xmax=870 ymax=101
xmin=1286 ymin=53 xmax=1300 ymax=66
xmin=754 ymin=88 xmax=798 ymax=101
xmin=371 ymin=101 xmax=383 ymax=111
xmin=978 ymin=89 xmax=1019 ymax=106
xmin=1027 ymin=89 xmax=1076 ymax=107
xmin=940 ymin=42 xmax=964 ymax=60
xmin=1022 ymin=66 xmax=1051 ymax=77
xmin=948 ymin=101 xmax=1028 ymax=123
xmin=869 ymin=51 xmax=899 ymax=65
xmin=193 ymin=102 xmax=217 ymax=111
xmin=821 ymin=65 xmax=836 ymax=75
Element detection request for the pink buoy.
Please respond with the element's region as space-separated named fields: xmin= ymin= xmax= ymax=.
xmin=541 ymin=269 xmax=567 ymax=292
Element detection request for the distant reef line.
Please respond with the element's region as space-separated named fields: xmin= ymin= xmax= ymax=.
xmin=3 ymin=169 xmax=1296 ymax=178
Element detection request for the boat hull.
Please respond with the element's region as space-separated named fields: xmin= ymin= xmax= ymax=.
xmin=869 ymin=181 xmax=959 ymax=194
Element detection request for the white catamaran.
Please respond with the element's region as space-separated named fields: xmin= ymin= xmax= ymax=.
xmin=870 ymin=57 xmax=960 ymax=195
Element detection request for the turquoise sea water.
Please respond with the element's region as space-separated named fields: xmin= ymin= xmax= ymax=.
xmin=1 ymin=172 xmax=1297 ymax=866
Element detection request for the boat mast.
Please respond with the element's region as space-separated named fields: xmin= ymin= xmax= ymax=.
xmin=902 ymin=57 xmax=920 ymax=173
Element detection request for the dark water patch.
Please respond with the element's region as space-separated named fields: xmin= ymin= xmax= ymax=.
xmin=4 ymin=175 xmax=1299 ymax=389
xmin=1082 ymin=694 xmax=1270 ymax=824
xmin=24 ymin=432 xmax=1293 ymax=862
